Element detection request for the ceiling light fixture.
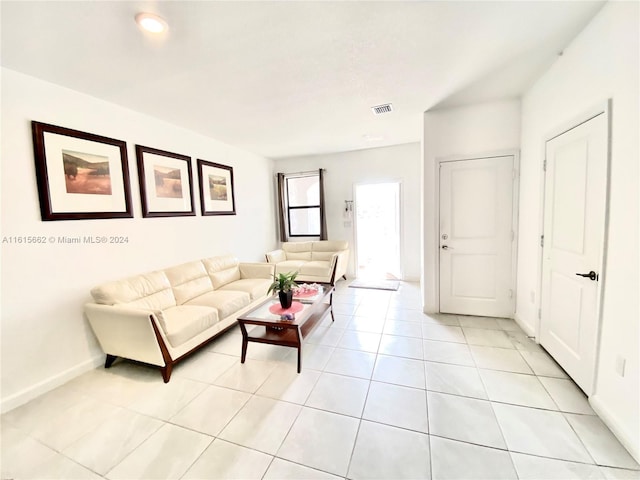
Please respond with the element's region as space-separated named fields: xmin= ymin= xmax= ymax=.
xmin=135 ymin=13 xmax=168 ymax=34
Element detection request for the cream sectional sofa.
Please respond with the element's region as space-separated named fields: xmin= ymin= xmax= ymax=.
xmin=85 ymin=254 xmax=274 ymax=382
xmin=265 ymin=240 xmax=349 ymax=285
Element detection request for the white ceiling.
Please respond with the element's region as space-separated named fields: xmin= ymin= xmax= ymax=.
xmin=1 ymin=1 xmax=604 ymax=159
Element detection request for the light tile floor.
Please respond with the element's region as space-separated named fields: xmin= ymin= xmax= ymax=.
xmin=2 ymin=282 xmax=639 ymax=479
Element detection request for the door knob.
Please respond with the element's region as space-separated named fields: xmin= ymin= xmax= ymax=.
xmin=441 ymin=245 xmax=450 ymax=250
xmin=575 ymin=271 xmax=598 ymax=281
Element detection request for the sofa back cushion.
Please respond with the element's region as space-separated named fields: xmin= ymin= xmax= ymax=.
xmin=282 ymin=242 xmax=312 ymax=261
xmin=91 ymin=271 xmax=177 ymax=310
xmin=311 ymin=251 xmax=333 ymax=261
xmin=164 ymin=261 xmax=213 ymax=305
xmin=313 ymin=240 xmax=349 ymax=251
xmin=202 ymin=255 xmax=241 ymax=289
xmin=311 ymin=240 xmax=349 ymax=261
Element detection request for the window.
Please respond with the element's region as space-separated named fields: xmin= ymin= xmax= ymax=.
xmin=276 ymin=169 xmax=327 ymax=241
xmin=286 ymin=174 xmax=320 ymax=237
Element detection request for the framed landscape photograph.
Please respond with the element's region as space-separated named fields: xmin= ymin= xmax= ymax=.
xmin=31 ymin=121 xmax=133 ymax=221
xmin=135 ymin=145 xmax=196 ymax=217
xmin=197 ymin=160 xmax=236 ymax=215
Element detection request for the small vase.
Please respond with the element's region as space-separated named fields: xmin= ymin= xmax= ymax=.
xmin=279 ymin=290 xmax=293 ymax=309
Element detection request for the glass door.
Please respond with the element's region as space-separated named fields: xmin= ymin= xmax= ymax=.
xmin=354 ymin=182 xmax=401 ymax=280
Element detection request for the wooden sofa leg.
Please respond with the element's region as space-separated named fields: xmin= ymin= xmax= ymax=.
xmin=161 ymin=363 xmax=174 ymax=383
xmin=105 ymin=354 xmax=117 ymax=368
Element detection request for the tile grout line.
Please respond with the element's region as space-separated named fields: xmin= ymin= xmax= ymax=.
xmin=427 ymin=431 xmax=617 ymax=469
xmin=424 ymin=369 xmax=434 ymax=479
xmin=475 ymin=360 xmax=523 ymax=479
xmin=343 ymin=380 xmax=372 ymax=479
xmin=175 ymin=434 xmax=215 ymax=480
xmin=560 ymin=409 xmax=602 ymax=467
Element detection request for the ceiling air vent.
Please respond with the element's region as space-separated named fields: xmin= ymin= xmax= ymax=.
xmin=371 ymin=103 xmax=393 ymax=115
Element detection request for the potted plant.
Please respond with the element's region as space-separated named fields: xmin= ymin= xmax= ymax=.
xmin=267 ymin=272 xmax=298 ymax=309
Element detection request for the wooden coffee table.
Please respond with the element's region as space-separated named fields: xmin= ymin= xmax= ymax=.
xmin=237 ymin=284 xmax=334 ymax=373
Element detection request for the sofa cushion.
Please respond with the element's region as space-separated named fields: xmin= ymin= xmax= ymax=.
xmin=211 ymin=267 xmax=242 ymax=289
xmin=91 ymin=271 xmax=176 ymax=310
xmin=274 ymin=260 xmax=306 ymax=276
xmin=282 ymin=242 xmax=313 ymax=253
xmin=219 ymin=278 xmax=272 ymax=300
xmin=312 ymin=240 xmax=349 ymax=252
xmin=286 ymin=251 xmax=312 ymax=261
xmin=282 ymin=242 xmax=312 ymax=261
xmin=156 ymin=305 xmax=219 ymax=348
xmin=202 ymin=255 xmax=242 ymax=289
xmin=311 ymin=241 xmax=347 ymax=261
xmin=239 ymin=262 xmax=274 ymax=279
xmin=186 ymin=290 xmax=250 ymax=319
xmin=164 ymin=261 xmax=213 ymax=305
xmin=311 ymin=251 xmax=334 ymax=261
xmin=299 ymin=260 xmax=332 ymax=277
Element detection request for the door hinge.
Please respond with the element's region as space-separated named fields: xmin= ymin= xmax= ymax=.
xmin=543 ymin=159 xmax=547 ymax=171
xmin=511 ymin=230 xmax=515 ymax=241
xmin=508 ymin=289 xmax=513 ymax=299
xmin=540 ymin=235 xmax=544 ymax=247
xmin=538 ymin=308 xmax=542 ymax=319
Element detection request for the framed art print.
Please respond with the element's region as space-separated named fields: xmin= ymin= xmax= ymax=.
xmin=135 ymin=145 xmax=195 ymax=217
xmin=31 ymin=121 xmax=133 ymax=221
xmin=197 ymin=159 xmax=236 ymax=215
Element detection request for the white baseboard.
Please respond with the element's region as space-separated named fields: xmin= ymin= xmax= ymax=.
xmin=1 ymin=354 xmax=104 ymax=414
xmin=401 ymin=276 xmax=421 ymax=283
xmin=514 ymin=312 xmax=536 ymax=337
xmin=590 ymin=394 xmax=640 ymax=463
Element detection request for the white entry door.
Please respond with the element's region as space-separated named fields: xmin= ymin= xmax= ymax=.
xmin=540 ymin=112 xmax=607 ymax=395
xmin=439 ymin=156 xmax=516 ymax=317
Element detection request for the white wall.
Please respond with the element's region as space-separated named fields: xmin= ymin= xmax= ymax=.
xmin=0 ymin=68 xmax=276 ymax=412
xmin=517 ymin=2 xmax=639 ymax=460
xmin=273 ymin=143 xmax=422 ymax=281
xmin=422 ymin=100 xmax=521 ymax=312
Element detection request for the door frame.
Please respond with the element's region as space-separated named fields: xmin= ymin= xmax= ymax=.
xmin=535 ymin=100 xmax=612 ymax=393
xmin=435 ymin=150 xmax=520 ymax=316
xmin=352 ymin=179 xmax=404 ymax=280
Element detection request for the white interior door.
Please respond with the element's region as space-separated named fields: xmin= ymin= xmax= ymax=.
xmin=439 ymin=156 xmax=516 ymax=317
xmin=540 ymin=112 xmax=607 ymax=395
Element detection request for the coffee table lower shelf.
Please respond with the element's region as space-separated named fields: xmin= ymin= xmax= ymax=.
xmin=237 ymin=295 xmax=334 ymax=373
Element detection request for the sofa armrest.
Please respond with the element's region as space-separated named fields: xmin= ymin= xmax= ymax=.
xmin=332 ymin=250 xmax=350 ymax=281
xmin=265 ymin=249 xmax=286 ymax=263
xmin=84 ymin=303 xmax=167 ymax=366
xmin=239 ymin=262 xmax=275 ymax=279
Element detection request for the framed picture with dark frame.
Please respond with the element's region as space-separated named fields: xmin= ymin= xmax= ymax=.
xmin=135 ymin=145 xmax=195 ymax=218
xmin=197 ymin=159 xmax=236 ymax=216
xmin=31 ymin=121 xmax=133 ymax=221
